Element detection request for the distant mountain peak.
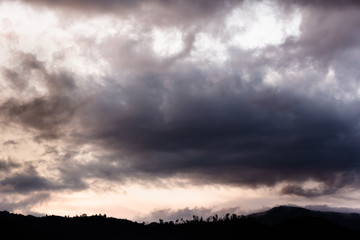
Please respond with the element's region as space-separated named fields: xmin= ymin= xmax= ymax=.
xmin=250 ymin=205 xmax=312 ymax=225
xmin=265 ymin=205 xmax=313 ymax=215
xmin=250 ymin=205 xmax=360 ymax=230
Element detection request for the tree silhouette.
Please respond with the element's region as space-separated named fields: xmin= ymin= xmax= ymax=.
xmin=0 ymin=207 xmax=359 ymax=239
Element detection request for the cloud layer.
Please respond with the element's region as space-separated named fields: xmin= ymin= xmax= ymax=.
xmin=1 ymin=0 xmax=360 ymax=214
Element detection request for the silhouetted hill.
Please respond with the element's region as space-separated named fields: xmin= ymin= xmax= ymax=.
xmin=1 ymin=206 xmax=360 ymax=239
xmin=250 ymin=205 xmax=360 ymax=230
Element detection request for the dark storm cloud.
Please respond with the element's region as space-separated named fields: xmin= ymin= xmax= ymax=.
xmin=69 ymin=67 xmax=360 ymax=195
xmin=281 ymin=185 xmax=335 ymax=198
xmin=0 ymin=52 xmax=85 ymax=140
xmin=3 ymin=0 xmax=360 ymax=198
xmin=1 ymin=97 xmax=75 ymax=139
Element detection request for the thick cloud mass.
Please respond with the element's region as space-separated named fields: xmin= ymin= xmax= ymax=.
xmin=78 ymin=70 xmax=360 ymax=193
xmin=1 ymin=0 xmax=360 ymax=205
xmin=0 ymin=52 xmax=84 ymax=140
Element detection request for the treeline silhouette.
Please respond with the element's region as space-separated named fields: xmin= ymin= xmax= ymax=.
xmin=1 ymin=206 xmax=360 ymax=239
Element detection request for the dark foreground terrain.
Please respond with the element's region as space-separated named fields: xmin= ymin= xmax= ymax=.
xmin=2 ymin=206 xmax=360 ymax=239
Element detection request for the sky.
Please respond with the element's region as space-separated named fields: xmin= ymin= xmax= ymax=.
xmin=1 ymin=0 xmax=360 ymax=221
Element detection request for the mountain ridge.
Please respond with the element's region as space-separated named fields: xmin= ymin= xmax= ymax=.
xmin=1 ymin=205 xmax=360 ymax=239
xmin=250 ymin=205 xmax=360 ymax=230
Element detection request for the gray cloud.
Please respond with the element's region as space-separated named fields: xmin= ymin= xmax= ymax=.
xmin=19 ymin=0 xmax=360 ymax=12
xmin=3 ymin=140 xmax=18 ymax=145
xmin=98 ymin=29 xmax=197 ymax=73
xmin=0 ymin=164 xmax=55 ymax=193
xmin=0 ymin=162 xmax=88 ymax=193
xmin=1 ymin=174 xmax=53 ymax=193
xmin=281 ymin=172 xmax=358 ymax=197
xmin=0 ymin=52 xmax=86 ymax=140
xmin=1 ymin=97 xmax=76 ymax=139
xmin=305 ymin=204 xmax=360 ymax=214
xmin=19 ymin=0 xmax=241 ymax=28
xmin=2 ymin=0 xmax=360 ymax=199
xmin=0 ymin=192 xmax=50 ymax=213
xmin=280 ymin=7 xmax=360 ymax=65
xmin=64 ymin=65 xmax=360 ymax=194
xmin=285 ymin=0 xmax=360 ymax=8
xmin=0 ymin=158 xmax=20 ymax=172
xmin=1 ymin=52 xmax=77 ymax=95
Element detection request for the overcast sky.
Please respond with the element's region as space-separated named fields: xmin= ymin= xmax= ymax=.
xmin=1 ymin=0 xmax=360 ymax=220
